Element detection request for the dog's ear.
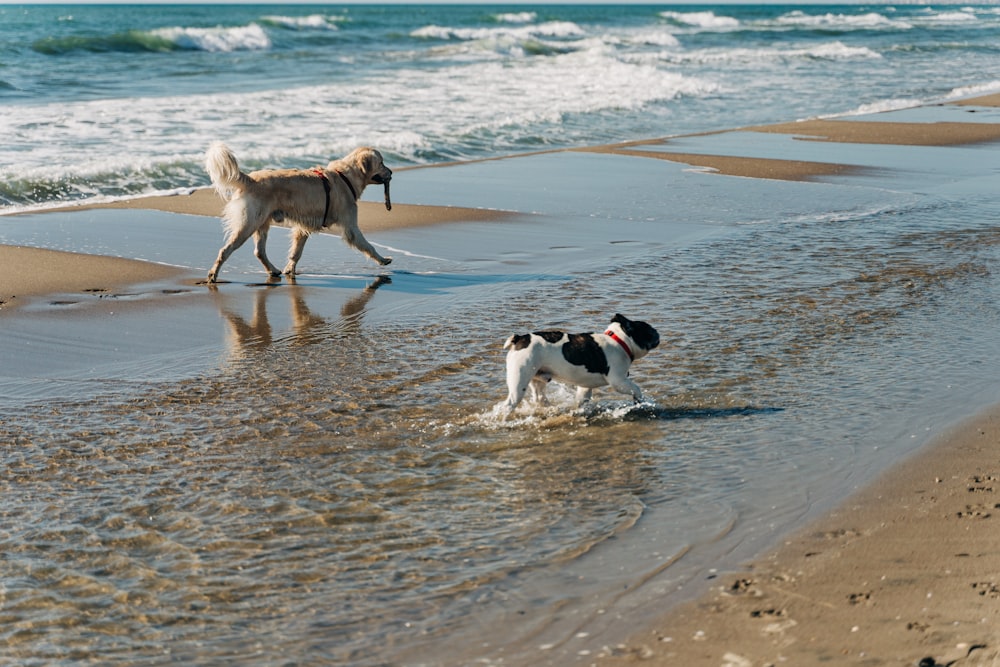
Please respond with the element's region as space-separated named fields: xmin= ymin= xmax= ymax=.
xmin=612 ymin=313 xmax=635 ymax=337
xmin=362 ymin=149 xmax=382 ymax=175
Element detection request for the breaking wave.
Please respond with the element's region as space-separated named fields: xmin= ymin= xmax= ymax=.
xmin=259 ymin=14 xmax=345 ymax=31
xmin=411 ymin=20 xmax=585 ymax=42
xmin=33 ymin=23 xmax=271 ymax=55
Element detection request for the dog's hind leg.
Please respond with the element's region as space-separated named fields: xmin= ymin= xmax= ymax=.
xmin=528 ymin=374 xmax=551 ymax=406
xmin=283 ymin=228 xmax=310 ymax=276
xmin=253 ymin=225 xmax=281 ymax=277
xmin=208 ymin=226 xmax=255 ymax=283
xmin=208 ymin=199 xmax=264 ymax=283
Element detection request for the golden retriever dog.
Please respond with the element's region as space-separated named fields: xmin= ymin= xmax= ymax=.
xmin=204 ymin=142 xmax=393 ymax=283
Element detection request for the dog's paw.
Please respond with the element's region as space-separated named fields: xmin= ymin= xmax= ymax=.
xmin=380 ymin=256 xmax=393 ymax=266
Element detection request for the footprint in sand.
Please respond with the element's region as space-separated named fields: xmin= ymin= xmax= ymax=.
xmin=968 ymin=474 xmax=998 ymax=493
xmin=971 ymin=582 xmax=1000 ymax=598
xmin=956 ymin=503 xmax=999 ymax=519
xmin=847 ymin=591 xmax=873 ymax=606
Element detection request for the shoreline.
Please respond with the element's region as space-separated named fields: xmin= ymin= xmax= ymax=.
xmin=3 ymin=94 xmax=1000 ymax=664
xmin=600 ymin=405 xmax=1000 ymax=666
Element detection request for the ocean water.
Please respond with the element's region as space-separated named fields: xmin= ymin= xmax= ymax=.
xmin=4 ymin=5 xmax=1000 ymax=667
xmin=2 ymin=3 xmax=1000 ymax=210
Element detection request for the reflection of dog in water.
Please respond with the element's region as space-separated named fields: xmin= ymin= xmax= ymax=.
xmin=205 ymin=142 xmax=394 ymax=283
xmin=500 ymin=314 xmax=660 ymax=419
xmin=217 ymin=276 xmax=391 ymax=357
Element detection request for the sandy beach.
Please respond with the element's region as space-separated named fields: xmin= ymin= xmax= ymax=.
xmin=601 ymin=405 xmax=1000 ymax=667
xmin=0 ymin=244 xmax=185 ymax=311
xmin=3 ymin=93 xmax=1000 ymax=666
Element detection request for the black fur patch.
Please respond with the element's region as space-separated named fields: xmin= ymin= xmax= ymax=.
xmin=562 ymin=333 xmax=609 ymax=375
xmin=537 ymin=331 xmax=565 ymax=344
xmin=612 ymin=314 xmax=660 ymax=351
xmin=510 ymin=334 xmax=533 ymax=350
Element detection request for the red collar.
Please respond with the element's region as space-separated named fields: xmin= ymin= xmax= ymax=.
xmin=605 ymin=330 xmax=634 ymax=361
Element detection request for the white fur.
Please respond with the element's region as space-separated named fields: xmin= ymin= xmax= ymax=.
xmin=500 ymin=318 xmax=657 ymax=419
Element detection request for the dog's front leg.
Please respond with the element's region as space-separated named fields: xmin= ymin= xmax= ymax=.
xmin=283 ymin=228 xmax=310 ymax=276
xmin=609 ymin=377 xmax=645 ymax=403
xmin=574 ymin=386 xmax=594 ymax=406
xmin=343 ymin=221 xmax=392 ymax=266
xmin=253 ymin=227 xmax=281 ymax=277
xmin=501 ymin=370 xmax=531 ymax=420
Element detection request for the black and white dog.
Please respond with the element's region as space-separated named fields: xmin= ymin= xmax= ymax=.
xmin=500 ymin=314 xmax=660 ymax=418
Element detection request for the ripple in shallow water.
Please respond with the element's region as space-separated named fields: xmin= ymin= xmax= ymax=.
xmin=4 ymin=196 xmax=1000 ymax=664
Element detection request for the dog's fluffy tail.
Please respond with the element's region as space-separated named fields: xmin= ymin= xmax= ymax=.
xmin=205 ymin=141 xmax=252 ymax=200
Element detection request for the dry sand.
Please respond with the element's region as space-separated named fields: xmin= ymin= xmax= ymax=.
xmin=4 ymin=93 xmax=1000 ymax=666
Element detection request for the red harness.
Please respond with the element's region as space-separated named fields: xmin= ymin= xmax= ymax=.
xmin=605 ymin=330 xmax=634 ymax=361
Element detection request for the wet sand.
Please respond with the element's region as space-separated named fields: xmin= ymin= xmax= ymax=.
xmin=0 ymin=244 xmax=184 ymax=311
xmin=3 ymin=94 xmax=1000 ymax=665
xmin=60 ymin=188 xmax=520 ymax=232
xmin=601 ymin=405 xmax=1000 ymax=666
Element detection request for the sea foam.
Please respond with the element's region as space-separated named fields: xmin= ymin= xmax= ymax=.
xmin=493 ymin=12 xmax=537 ymax=24
xmin=260 ymin=14 xmax=344 ymax=31
xmin=150 ymin=23 xmax=271 ymax=52
xmin=773 ymin=10 xmax=912 ymax=30
xmin=659 ymin=11 xmax=740 ymax=30
xmin=411 ymin=21 xmax=585 ymax=42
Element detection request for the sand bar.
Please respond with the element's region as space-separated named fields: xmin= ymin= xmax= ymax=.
xmin=581 ymin=94 xmax=1000 ymax=183
xmin=949 ymin=92 xmax=1000 ymax=107
xmin=578 ymin=146 xmax=862 ymax=182
xmin=745 ymin=119 xmax=1000 ymax=147
xmin=59 ymin=188 xmax=520 ymax=232
xmin=0 ymin=244 xmax=184 ymax=312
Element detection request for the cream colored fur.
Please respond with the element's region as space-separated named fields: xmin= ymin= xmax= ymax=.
xmin=204 ymin=142 xmax=393 ymax=283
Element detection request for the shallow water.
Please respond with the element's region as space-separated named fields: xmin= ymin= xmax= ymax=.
xmin=4 ymin=140 xmax=1000 ymax=664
